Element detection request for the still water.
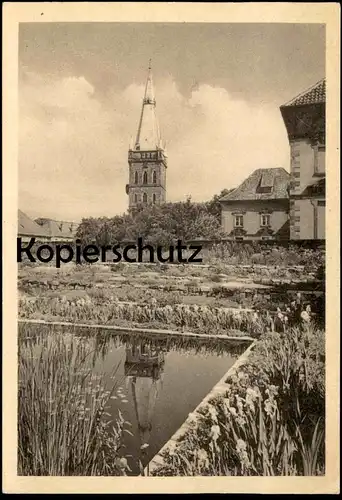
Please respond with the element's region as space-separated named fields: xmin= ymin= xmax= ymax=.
xmin=19 ymin=323 xmax=249 ymax=475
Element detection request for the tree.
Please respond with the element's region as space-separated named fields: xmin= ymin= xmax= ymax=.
xmin=206 ymin=188 xmax=235 ymax=221
xmin=76 ymin=217 xmax=104 ymax=245
xmin=76 ymin=198 xmax=224 ymax=247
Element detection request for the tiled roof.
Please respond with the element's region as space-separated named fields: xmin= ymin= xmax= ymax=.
xmin=35 ymin=218 xmax=79 ymax=239
xmin=282 ymin=78 xmax=326 ymax=107
xmin=219 ymin=168 xmax=290 ymax=202
xmin=18 ymin=210 xmax=50 ymax=238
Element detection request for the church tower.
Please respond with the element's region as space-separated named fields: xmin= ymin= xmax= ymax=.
xmin=126 ymin=62 xmax=167 ymax=211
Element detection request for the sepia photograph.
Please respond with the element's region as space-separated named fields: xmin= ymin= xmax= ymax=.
xmin=3 ymin=2 xmax=340 ymax=495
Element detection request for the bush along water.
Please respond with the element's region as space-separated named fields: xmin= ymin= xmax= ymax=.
xmin=19 ymin=291 xmax=322 ymax=338
xmin=18 ymin=332 xmax=133 ymax=476
xmin=150 ymin=326 xmax=325 ymax=476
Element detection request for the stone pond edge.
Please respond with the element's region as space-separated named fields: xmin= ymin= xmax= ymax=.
xmin=145 ymin=340 xmax=256 ymax=475
xmin=18 ymin=318 xmax=254 ymax=342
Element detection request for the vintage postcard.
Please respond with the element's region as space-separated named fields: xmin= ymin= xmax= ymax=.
xmin=3 ymin=2 xmax=340 ymax=494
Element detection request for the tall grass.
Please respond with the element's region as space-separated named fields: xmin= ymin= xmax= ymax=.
xmin=18 ymin=333 xmax=130 ymax=476
xmin=18 ymin=296 xmax=266 ymax=337
xmin=19 ymin=292 xmax=320 ymax=338
xmin=150 ymin=326 xmax=325 ymax=476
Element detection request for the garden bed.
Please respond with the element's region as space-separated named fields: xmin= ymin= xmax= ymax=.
xmin=146 ymin=341 xmax=255 ymax=475
xmin=18 ymin=296 xmax=264 ymax=337
xmin=147 ymin=326 xmax=325 ymax=476
xmin=18 ymin=262 xmax=324 ymax=323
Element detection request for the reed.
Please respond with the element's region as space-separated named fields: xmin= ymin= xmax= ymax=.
xmin=19 ymin=296 xmax=267 ymax=336
xmin=19 ymin=292 xmax=319 ymax=338
xmin=18 ymin=333 xmax=130 ymax=476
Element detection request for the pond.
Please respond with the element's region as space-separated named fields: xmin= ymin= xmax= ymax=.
xmin=18 ymin=323 xmax=250 ymax=475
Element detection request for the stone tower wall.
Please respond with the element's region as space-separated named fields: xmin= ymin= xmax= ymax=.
xmin=128 ymin=151 xmax=167 ymax=209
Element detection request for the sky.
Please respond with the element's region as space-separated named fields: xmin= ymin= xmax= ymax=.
xmin=19 ymin=23 xmax=325 ymax=221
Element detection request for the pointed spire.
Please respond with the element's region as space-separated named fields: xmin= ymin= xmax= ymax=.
xmin=135 ymin=61 xmax=162 ymax=151
xmin=143 ymin=59 xmax=156 ymax=105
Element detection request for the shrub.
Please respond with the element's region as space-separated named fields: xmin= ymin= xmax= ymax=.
xmin=205 ymin=243 xmax=325 ymax=270
xmin=87 ymin=287 xmax=112 ymax=302
xmin=110 ymin=262 xmax=125 ymax=273
xmin=210 ymin=274 xmax=223 ymax=283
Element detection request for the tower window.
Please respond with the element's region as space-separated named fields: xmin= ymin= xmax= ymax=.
xmin=143 ymin=193 xmax=147 ymax=203
xmin=143 ymin=171 xmax=148 ymax=184
xmin=153 ymin=194 xmax=156 ymax=204
xmin=134 ymin=171 xmax=139 ymax=184
xmin=152 ymin=171 xmax=157 ymax=184
xmin=134 ymin=194 xmax=138 ymax=204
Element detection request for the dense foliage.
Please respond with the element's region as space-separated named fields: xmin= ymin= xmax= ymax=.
xmin=76 ymin=197 xmax=225 ymax=246
xmin=151 ymin=326 xmax=325 ymax=476
xmin=207 ymin=241 xmax=325 ymax=271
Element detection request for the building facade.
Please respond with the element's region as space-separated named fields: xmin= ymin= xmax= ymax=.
xmin=219 ymin=168 xmax=290 ymax=241
xmin=280 ymin=78 xmax=326 ymax=240
xmin=126 ymin=63 xmax=167 ymax=211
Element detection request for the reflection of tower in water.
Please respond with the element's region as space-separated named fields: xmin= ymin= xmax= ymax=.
xmin=124 ymin=338 xmax=165 ymax=457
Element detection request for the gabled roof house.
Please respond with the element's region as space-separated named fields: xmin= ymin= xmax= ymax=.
xmin=18 ymin=210 xmax=51 ymax=242
xmin=219 ymin=168 xmax=290 ymax=241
